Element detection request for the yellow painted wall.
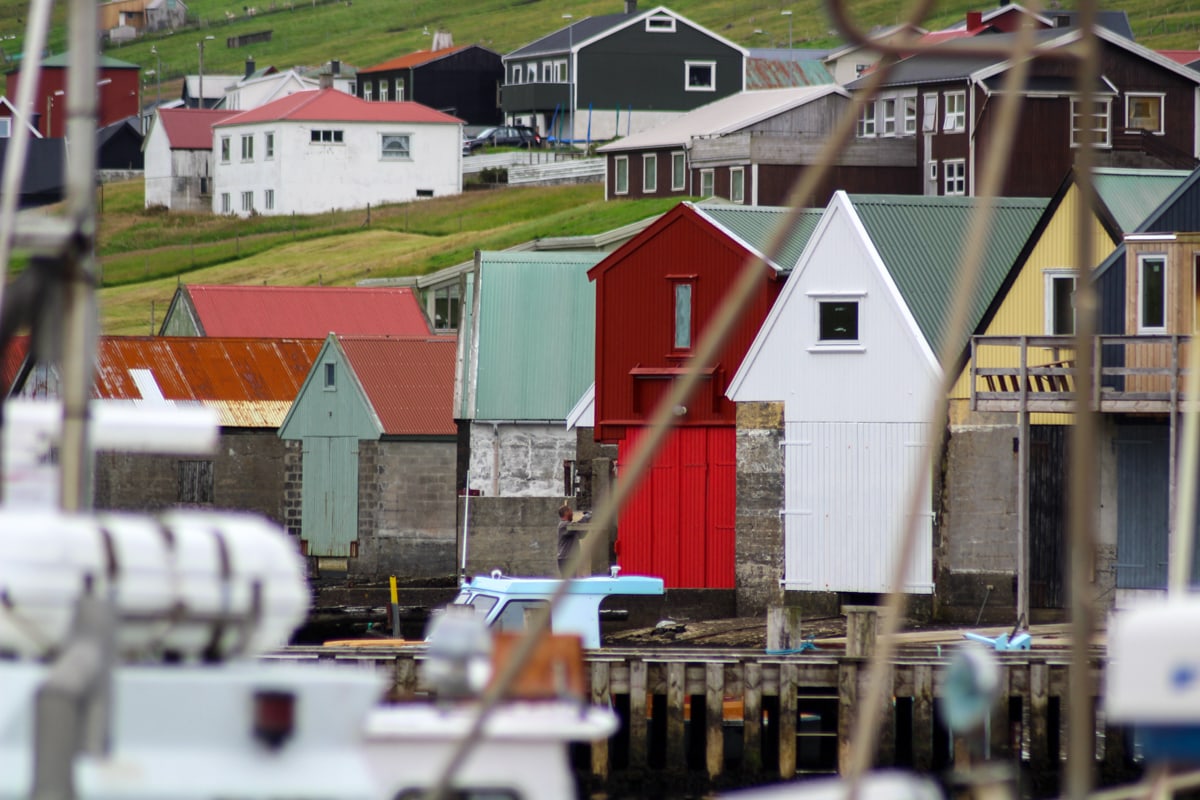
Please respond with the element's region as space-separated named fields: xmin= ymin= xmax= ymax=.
xmin=951 ymin=184 xmax=1118 ymax=424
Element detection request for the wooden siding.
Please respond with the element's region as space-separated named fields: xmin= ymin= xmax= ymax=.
xmin=1122 ymin=237 xmax=1200 ymax=393
xmin=1114 ymin=423 xmax=1170 ymax=590
xmin=300 ymin=435 xmax=360 ymax=557
xmin=754 ymin=164 xmax=917 ymax=207
xmin=607 ymin=147 xmax=690 ymax=200
xmin=690 ymin=131 xmax=915 ymax=168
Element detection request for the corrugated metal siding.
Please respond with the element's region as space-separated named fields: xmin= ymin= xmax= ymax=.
xmin=745 ymin=57 xmax=835 ymax=89
xmin=1115 ymin=424 xmax=1169 ymax=590
xmin=614 ymin=425 xmax=735 ymax=589
xmin=782 ymin=421 xmax=933 ymax=593
xmin=1093 ymin=168 xmax=1190 ymax=232
xmin=1145 ymin=174 xmax=1200 ymax=233
xmin=339 ymin=336 xmax=457 ymax=435
xmin=693 ymin=204 xmax=823 ymax=272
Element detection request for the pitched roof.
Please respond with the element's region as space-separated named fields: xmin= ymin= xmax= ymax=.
xmin=597 ymin=85 xmax=845 ymax=153
xmin=338 ymin=335 xmax=457 ymax=436
xmin=507 ymin=12 xmax=635 ymax=58
xmin=1094 ymin=166 xmax=1200 ymax=280
xmin=361 ymin=45 xmax=469 ymax=73
xmin=183 ymin=75 xmax=241 ymax=100
xmin=745 ymin=58 xmax=835 ymax=89
xmin=691 ymin=202 xmax=824 ymax=272
xmin=90 ymin=336 xmax=322 ymax=427
xmin=156 ymin=108 xmax=239 ymax=150
xmin=215 ymin=87 xmax=463 ymax=126
xmin=847 ymin=194 xmax=1048 ymax=354
xmin=1092 ymin=167 xmax=1192 ymax=232
xmin=37 ymin=52 xmax=140 ymax=70
xmin=178 ymin=284 xmax=431 ymax=337
xmin=463 ymin=251 xmax=604 ymax=421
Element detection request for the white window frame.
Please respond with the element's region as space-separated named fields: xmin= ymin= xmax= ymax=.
xmin=943 ymin=91 xmax=966 ymax=132
xmin=379 ymin=81 xmax=389 ymax=102
xmin=1138 ymin=253 xmax=1168 ymax=333
xmin=642 ymin=153 xmax=657 ymax=193
xmin=0 ymin=118 xmax=11 ymax=138
xmin=220 ymin=136 xmax=231 ymax=163
xmin=310 ymin=129 xmax=345 ymax=144
xmin=700 ymin=168 xmax=714 ymax=197
xmin=380 ymin=132 xmax=412 ymax=160
xmin=1044 ymin=269 xmax=1076 ymax=335
xmin=220 ymin=192 xmax=231 ymax=213
xmin=395 ymin=78 xmax=405 ymax=101
xmin=554 ymin=61 xmax=567 ymax=82
xmin=240 ymin=134 xmax=253 ymax=162
xmin=902 ymin=94 xmax=918 ymax=135
xmin=1126 ymin=92 xmax=1165 ymax=134
xmin=264 ymin=131 xmax=274 ymax=159
xmin=928 ymin=161 xmax=938 ymax=182
xmin=856 ymin=101 xmax=876 ymax=137
xmin=526 ymin=63 xmax=536 ymax=82
xmin=241 ymin=190 xmax=253 ymax=213
xmin=509 ymin=65 xmax=522 ymax=85
xmin=264 ymin=188 xmax=275 ymax=211
xmin=671 ymin=151 xmax=686 ymax=191
xmin=881 ymin=97 xmax=897 ymax=136
xmin=685 ymin=60 xmax=716 ymax=92
xmin=730 ymin=166 xmax=744 ymax=204
xmin=1070 ymin=97 xmax=1112 ymax=148
xmin=943 ymin=159 xmax=966 ymax=196
xmin=613 ymin=155 xmax=629 ymax=195
xmin=808 ymin=292 xmax=867 ymax=352
xmin=922 ymin=94 xmax=937 ymax=132
xmin=646 ymin=13 xmax=675 ymax=32
xmin=363 ymin=81 xmax=373 ymax=101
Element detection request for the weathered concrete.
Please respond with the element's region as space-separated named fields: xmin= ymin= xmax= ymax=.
xmin=574 ymin=426 xmax=617 ymax=510
xmin=467 ymin=421 xmax=576 ymax=497
xmin=735 ymin=402 xmax=785 ymax=617
xmin=461 ymin=495 xmax=573 ymax=577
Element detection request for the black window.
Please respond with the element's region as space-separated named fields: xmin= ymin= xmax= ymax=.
xmin=819 ymin=301 xmax=858 ymax=341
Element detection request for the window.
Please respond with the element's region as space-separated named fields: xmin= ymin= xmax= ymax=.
xmin=509 ymin=65 xmax=521 ymax=85
xmin=241 ymin=190 xmax=253 ymax=212
xmin=379 ymin=81 xmax=389 ymax=102
xmin=265 ymin=132 xmax=274 ymax=159
xmin=673 ymin=282 xmax=693 ymax=350
xmin=199 ymin=176 xmax=210 ymax=195
xmin=1070 ymin=98 xmax=1111 ymax=148
xmin=554 ymin=61 xmax=567 ymax=82
xmin=311 ymin=129 xmax=344 ymax=143
xmin=685 ymin=60 xmax=716 ymax=91
xmin=903 ymin=95 xmax=918 ymax=134
xmin=381 ymin=133 xmax=411 ymax=160
xmin=922 ymin=94 xmax=937 ymax=132
xmin=1045 ymin=271 xmax=1076 ymax=335
xmin=730 ymin=167 xmax=744 ymax=204
xmin=881 ymin=98 xmax=896 ymax=136
xmin=1126 ymin=93 xmax=1164 ymax=134
xmin=642 ymin=153 xmax=657 ymax=193
xmin=613 ymin=155 xmax=628 ymax=195
xmin=943 ymin=91 xmax=966 ymax=132
xmin=943 ymin=159 xmax=966 ymax=195
xmin=526 ymin=64 xmax=536 ymax=82
xmin=178 ymin=460 xmax=214 ymax=504
xmin=671 ymin=151 xmax=686 ymax=191
xmin=264 ymin=188 xmax=275 ymax=210
xmin=493 ymin=600 xmax=549 ymax=633
xmin=0 ymin=118 xmax=11 ymax=138
xmin=220 ymin=136 xmax=231 ymax=162
xmin=819 ymin=300 xmax=859 ymax=342
xmin=433 ymin=284 xmax=460 ymax=331
xmin=1140 ymin=254 xmax=1167 ymax=332
xmin=700 ymin=169 xmax=714 ymax=197
xmin=363 ymin=81 xmax=373 ymax=101
xmin=646 ymin=13 xmax=675 ymax=32
xmin=395 ymin=78 xmax=405 ymax=101
xmin=857 ymin=102 xmax=876 ymax=137
xmin=220 ymin=192 xmax=231 ymax=213
xmin=240 ymin=134 xmax=253 ymax=161
xmin=324 ymin=362 xmax=336 ymax=389
xmin=928 ymin=161 xmax=938 ymax=182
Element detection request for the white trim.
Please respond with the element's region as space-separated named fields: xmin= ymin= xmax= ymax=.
xmin=942 ymin=90 xmax=966 ymax=132
xmin=689 ymin=201 xmax=789 ymax=272
xmin=1125 ymin=92 xmax=1166 ymax=135
xmin=1137 ymin=253 xmax=1168 ymax=333
xmin=570 ymin=5 xmax=749 ymax=58
xmin=1043 ymin=268 xmax=1076 ymax=335
xmin=699 ymin=168 xmax=714 ymax=197
xmin=642 ymin=152 xmax=657 ymax=193
xmin=645 ymin=13 xmax=675 ymax=33
xmin=613 ymin=155 xmax=629 ymax=195
xmin=685 ymin=60 xmax=717 ymax=92
xmin=1126 ymin=233 xmax=1178 ymax=242
xmin=1070 ymin=96 xmax=1112 ymax=149
xmin=729 ymin=166 xmax=744 ymax=204
xmin=565 ymin=383 xmax=595 ymax=430
xmin=943 ymin=159 xmax=966 ymax=196
xmin=670 ymin=150 xmax=686 ymax=192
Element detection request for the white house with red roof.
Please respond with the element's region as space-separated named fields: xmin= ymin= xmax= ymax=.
xmin=143 ymin=107 xmax=237 ymax=211
xmin=211 ymin=88 xmax=464 ymax=217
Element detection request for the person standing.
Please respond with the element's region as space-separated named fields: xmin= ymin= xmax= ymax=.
xmin=556 ymin=503 xmax=581 ymax=578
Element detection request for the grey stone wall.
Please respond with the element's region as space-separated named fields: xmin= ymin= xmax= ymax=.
xmin=735 ymin=402 xmax=785 ymax=617
xmin=352 ymin=438 xmax=458 ymax=582
xmin=282 ymin=440 xmax=303 ymax=539
xmin=461 ymin=495 xmax=574 ymax=577
xmin=467 ymin=421 xmax=576 ymax=497
xmin=573 ymin=426 xmax=617 ymax=511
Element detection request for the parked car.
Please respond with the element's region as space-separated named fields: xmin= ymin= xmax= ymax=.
xmin=463 ymin=125 xmax=542 ymax=154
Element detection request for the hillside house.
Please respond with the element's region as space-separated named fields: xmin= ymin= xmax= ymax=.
xmin=211 ymin=88 xmax=463 ymax=216
xmin=3 ymin=52 xmax=140 ymax=138
xmin=357 ymin=45 xmax=504 ymax=126
xmin=99 ymin=0 xmax=188 ymax=39
xmin=221 ymin=66 xmax=317 ymax=112
xmin=182 ymin=74 xmax=240 ymax=110
xmin=143 ymin=108 xmax=237 ymax=211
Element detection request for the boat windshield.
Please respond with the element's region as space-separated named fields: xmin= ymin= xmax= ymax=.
xmin=455 ymin=592 xmax=499 ymax=618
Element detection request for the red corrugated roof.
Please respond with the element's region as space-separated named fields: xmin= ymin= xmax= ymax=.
xmin=158 ymin=108 xmax=240 ymax=150
xmin=215 ymin=88 xmax=463 ymax=127
xmin=339 ymin=336 xmax=456 ymax=436
xmin=1159 ymin=49 xmax=1200 ymax=65
xmin=361 ymin=46 xmax=467 ymax=73
xmin=184 ymin=285 xmax=431 ymax=337
xmin=0 ymin=334 xmax=29 ymax=395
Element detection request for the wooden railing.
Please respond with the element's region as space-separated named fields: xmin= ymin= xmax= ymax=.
xmin=971 ymin=334 xmax=1192 ymax=413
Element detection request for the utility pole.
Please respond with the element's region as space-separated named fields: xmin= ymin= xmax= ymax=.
xmin=197 ymin=35 xmax=214 ymax=108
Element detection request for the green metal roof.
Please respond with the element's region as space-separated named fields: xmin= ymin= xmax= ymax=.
xmin=1092 ymin=167 xmax=1191 ymax=232
xmin=469 ymin=251 xmax=603 ymax=421
xmin=848 ymin=194 xmax=1048 ymax=356
xmin=693 ymin=203 xmax=824 ymax=272
xmin=40 ymin=52 xmax=140 ymax=69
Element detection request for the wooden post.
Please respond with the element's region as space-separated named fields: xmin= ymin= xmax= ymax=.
xmin=876 ymin=663 xmax=896 ymax=768
xmin=837 ymin=661 xmax=856 ymax=776
xmin=843 ymin=605 xmax=879 ymax=658
xmin=666 ymin=662 xmax=686 ymax=770
xmin=742 ymin=662 xmax=763 ymax=775
xmin=779 ymin=662 xmax=798 ymax=779
xmin=1030 ymin=661 xmax=1050 ymax=773
xmin=1017 ymin=407 xmax=1030 ymax=627
xmin=767 ymin=606 xmax=803 ymax=651
xmin=591 ymin=660 xmax=611 ymax=779
xmin=705 ymin=663 xmax=725 ymax=779
xmin=912 ymin=664 xmax=934 ymax=771
xmin=629 ymin=659 xmax=648 ymax=769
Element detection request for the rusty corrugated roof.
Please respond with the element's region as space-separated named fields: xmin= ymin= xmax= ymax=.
xmin=338 ymin=335 xmax=456 ymax=436
xmin=183 ymin=284 xmax=432 ymax=337
xmin=91 ymin=337 xmax=322 ymax=427
xmin=745 ymin=57 xmax=834 ymax=89
xmin=0 ymin=335 xmax=29 ymax=396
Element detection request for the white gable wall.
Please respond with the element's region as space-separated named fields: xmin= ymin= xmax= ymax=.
xmin=143 ymin=118 xmax=172 ymax=208
xmin=730 ymin=194 xmax=938 ymax=594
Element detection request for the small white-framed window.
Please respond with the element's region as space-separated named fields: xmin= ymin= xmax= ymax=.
xmin=881 ymin=98 xmax=897 ymax=136
xmin=220 ymin=192 xmax=231 ymax=213
xmin=0 ymin=118 xmax=11 ymax=138
xmin=379 ymin=81 xmax=389 ymax=102
xmin=646 ymin=13 xmax=676 ymax=32
xmin=381 ymin=133 xmax=411 ymax=160
xmin=264 ymin=188 xmax=275 ymax=211
xmin=670 ymin=279 xmax=695 ymax=351
xmin=922 ymin=94 xmax=937 ymax=132
xmin=700 ymin=168 xmax=714 ymax=197
xmin=685 ymin=61 xmax=716 ymax=92
xmin=642 ymin=153 xmax=657 ymax=193
xmin=613 ymin=155 xmax=629 ymax=195
xmin=856 ymin=102 xmax=876 ymax=137
xmin=814 ymin=296 xmax=862 ymax=345
xmin=395 ymin=78 xmax=405 ymax=101
xmin=526 ymin=63 xmax=536 ymax=82
xmin=554 ymin=61 xmax=567 ymax=82
xmin=943 ymin=159 xmax=966 ymax=196
xmin=943 ymin=91 xmax=966 ymax=132
xmin=903 ymin=95 xmax=918 ymax=135
xmin=1139 ymin=254 xmax=1167 ymax=332
xmin=220 ymin=136 xmax=231 ymax=163
xmin=240 ymin=134 xmax=253 ymax=161
xmin=1044 ymin=270 xmax=1076 ymax=335
xmin=671 ymin=151 xmax=686 ymax=191
xmin=730 ymin=167 xmax=744 ymax=204
xmin=928 ymin=161 xmax=938 ymax=182
xmin=1126 ymin=93 xmax=1164 ymax=134
xmin=241 ymin=190 xmax=253 ymax=212
xmin=363 ymin=81 xmax=373 ymax=101
xmin=1071 ymin=98 xmax=1111 ymax=148
xmin=265 ymin=131 xmax=274 ymax=159
xmin=509 ymin=65 xmax=522 ymax=85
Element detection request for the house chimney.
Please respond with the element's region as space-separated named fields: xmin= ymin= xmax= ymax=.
xmin=245 ymin=57 xmax=255 ymax=79
xmin=966 ymin=11 xmax=982 ymax=31
xmin=319 ymin=74 xmax=334 ymax=89
xmin=331 ymin=59 xmax=341 ymax=75
xmin=625 ymin=0 xmax=636 ymax=14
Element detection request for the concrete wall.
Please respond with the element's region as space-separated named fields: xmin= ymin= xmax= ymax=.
xmin=735 ymin=402 xmax=785 ymax=617
xmin=461 ymin=495 xmax=574 ymax=577
xmin=352 ymin=439 xmax=458 ymax=581
xmin=467 ymin=421 xmax=576 ymax=497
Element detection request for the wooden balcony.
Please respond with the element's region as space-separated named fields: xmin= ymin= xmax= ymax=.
xmin=970 ymin=334 xmax=1192 ymax=414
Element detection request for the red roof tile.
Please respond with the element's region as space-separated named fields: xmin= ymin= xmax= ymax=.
xmin=157 ymin=108 xmax=240 ymax=150
xmin=183 ymin=285 xmax=431 ymax=338
xmin=215 ymin=88 xmax=463 ymax=127
xmin=339 ymin=335 xmax=456 ymax=436
xmin=361 ymin=46 xmax=468 ymax=73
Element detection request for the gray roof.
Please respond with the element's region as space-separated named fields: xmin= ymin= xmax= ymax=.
xmin=846 ymin=29 xmax=1065 ymax=89
xmin=506 ymin=12 xmax=633 ymax=59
